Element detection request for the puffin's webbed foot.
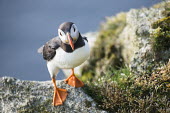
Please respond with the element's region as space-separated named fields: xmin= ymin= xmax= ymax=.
xmin=52 ymin=88 xmax=67 ymax=106
xmin=52 ymin=78 xmax=67 ymax=106
xmin=64 ymin=69 xmax=84 ymax=88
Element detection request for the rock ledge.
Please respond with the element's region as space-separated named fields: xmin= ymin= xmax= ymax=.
xmin=0 ymin=77 xmax=106 ymax=113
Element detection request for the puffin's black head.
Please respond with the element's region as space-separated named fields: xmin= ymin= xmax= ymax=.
xmin=58 ymin=22 xmax=80 ymax=50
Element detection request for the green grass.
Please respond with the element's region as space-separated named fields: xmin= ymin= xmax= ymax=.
xmin=83 ymin=65 xmax=170 ymax=112
xmin=100 ymin=66 xmax=133 ymax=88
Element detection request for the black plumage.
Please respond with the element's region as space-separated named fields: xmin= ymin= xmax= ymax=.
xmin=42 ymin=34 xmax=87 ymax=61
xmin=42 ymin=38 xmax=61 ymax=61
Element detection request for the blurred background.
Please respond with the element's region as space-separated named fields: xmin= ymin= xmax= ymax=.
xmin=0 ymin=0 xmax=161 ymax=81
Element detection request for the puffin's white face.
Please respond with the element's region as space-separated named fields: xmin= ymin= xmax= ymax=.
xmin=58 ymin=24 xmax=79 ymax=44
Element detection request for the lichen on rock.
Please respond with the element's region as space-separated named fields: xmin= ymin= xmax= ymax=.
xmin=0 ymin=77 xmax=106 ymax=113
xmin=117 ymin=2 xmax=170 ymax=76
xmin=81 ymin=1 xmax=170 ymax=79
xmin=129 ymin=2 xmax=170 ymax=75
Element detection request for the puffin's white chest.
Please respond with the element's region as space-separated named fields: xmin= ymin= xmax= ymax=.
xmin=48 ymin=41 xmax=90 ymax=69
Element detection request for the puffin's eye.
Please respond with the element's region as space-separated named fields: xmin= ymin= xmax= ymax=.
xmin=60 ymin=32 xmax=62 ymax=36
xmin=73 ymin=26 xmax=76 ymax=32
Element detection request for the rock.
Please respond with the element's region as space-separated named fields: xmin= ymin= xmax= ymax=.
xmin=0 ymin=77 xmax=106 ymax=113
xmin=118 ymin=1 xmax=170 ymax=75
xmin=81 ymin=1 xmax=170 ymax=79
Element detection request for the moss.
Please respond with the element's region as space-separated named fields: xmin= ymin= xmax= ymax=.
xmin=151 ymin=17 xmax=170 ymax=55
xmin=84 ymin=99 xmax=92 ymax=108
xmin=83 ymin=63 xmax=170 ymax=112
xmin=81 ymin=13 xmax=126 ymax=81
xmin=152 ymin=17 xmax=170 ymax=30
xmin=18 ymin=98 xmax=52 ymax=113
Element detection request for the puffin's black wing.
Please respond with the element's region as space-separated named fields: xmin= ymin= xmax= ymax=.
xmin=38 ymin=37 xmax=61 ymax=61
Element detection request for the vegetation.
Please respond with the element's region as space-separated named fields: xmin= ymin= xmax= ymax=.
xmin=82 ymin=2 xmax=170 ymax=113
xmin=83 ymin=63 xmax=170 ymax=112
xmin=151 ymin=17 xmax=170 ymax=53
xmin=81 ymin=13 xmax=126 ymax=81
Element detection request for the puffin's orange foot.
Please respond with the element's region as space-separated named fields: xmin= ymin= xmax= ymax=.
xmin=65 ymin=75 xmax=84 ymax=88
xmin=52 ymin=88 xmax=68 ymax=106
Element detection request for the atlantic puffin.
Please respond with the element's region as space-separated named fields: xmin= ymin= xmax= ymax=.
xmin=38 ymin=22 xmax=90 ymax=106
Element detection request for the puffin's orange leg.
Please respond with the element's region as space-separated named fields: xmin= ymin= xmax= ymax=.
xmin=64 ymin=69 xmax=84 ymax=88
xmin=52 ymin=78 xmax=68 ymax=106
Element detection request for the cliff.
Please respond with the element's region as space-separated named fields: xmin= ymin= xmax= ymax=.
xmin=81 ymin=1 xmax=170 ymax=80
xmin=81 ymin=1 xmax=170 ymax=112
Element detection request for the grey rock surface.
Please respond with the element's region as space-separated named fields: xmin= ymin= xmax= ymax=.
xmin=117 ymin=1 xmax=170 ymax=75
xmin=0 ymin=77 xmax=106 ymax=113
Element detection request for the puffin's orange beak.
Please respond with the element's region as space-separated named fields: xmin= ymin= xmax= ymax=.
xmin=67 ymin=33 xmax=74 ymax=50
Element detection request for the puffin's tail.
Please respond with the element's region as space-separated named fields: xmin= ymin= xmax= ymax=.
xmin=37 ymin=45 xmax=44 ymax=54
